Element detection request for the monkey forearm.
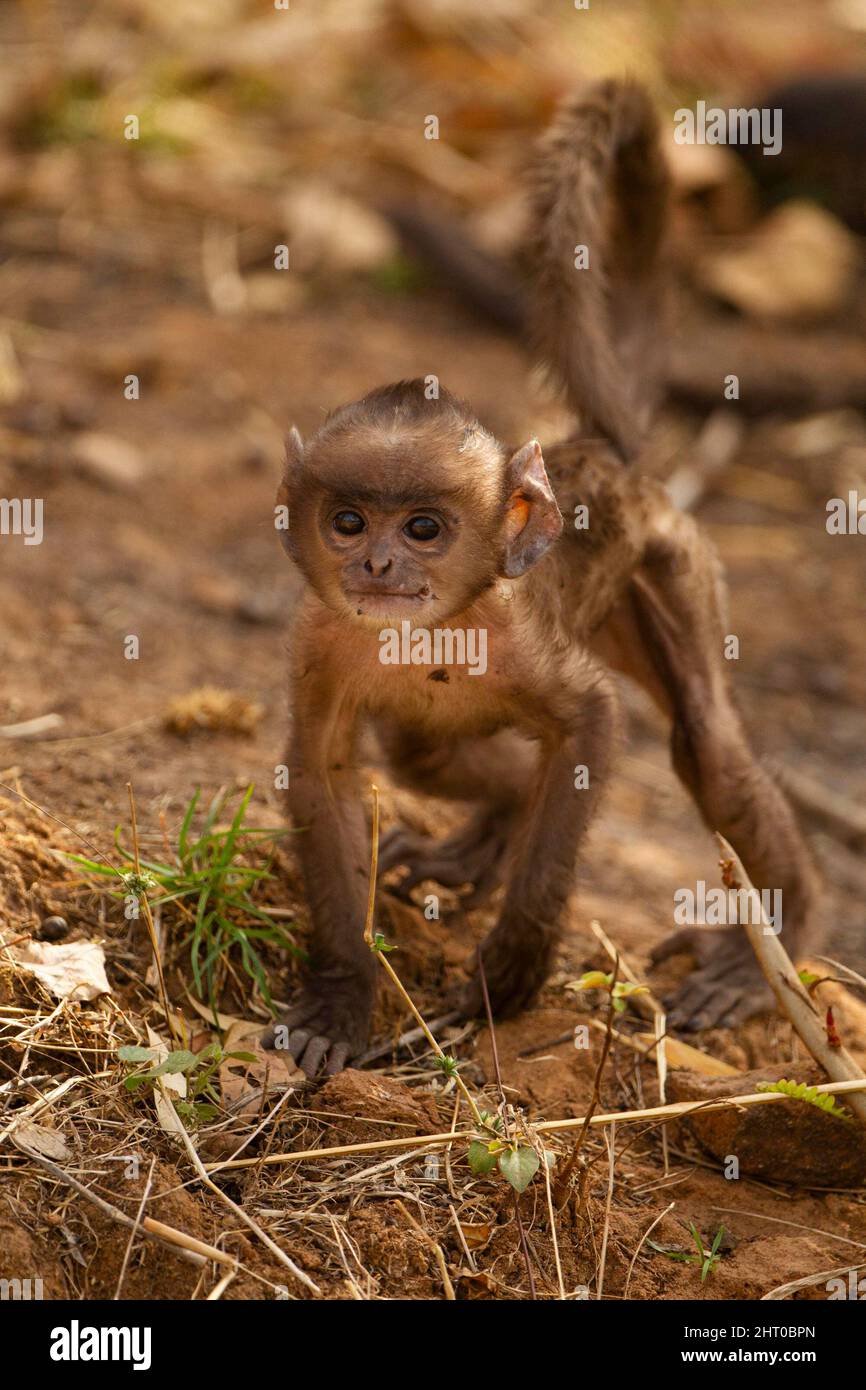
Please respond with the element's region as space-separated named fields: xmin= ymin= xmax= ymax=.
xmin=290 ymin=766 xmax=375 ymax=978
xmin=469 ymin=681 xmax=619 ymax=1015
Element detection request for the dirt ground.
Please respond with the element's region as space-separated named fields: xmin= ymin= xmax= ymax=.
xmin=1 ymin=0 xmax=866 ymax=1302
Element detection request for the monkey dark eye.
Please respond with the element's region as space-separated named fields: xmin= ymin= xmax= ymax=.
xmin=404 ymin=515 xmax=440 ymax=542
xmin=332 ymin=510 xmax=365 ymax=536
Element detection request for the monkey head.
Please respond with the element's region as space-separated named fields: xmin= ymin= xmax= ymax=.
xmin=277 ymin=381 xmax=563 ymax=627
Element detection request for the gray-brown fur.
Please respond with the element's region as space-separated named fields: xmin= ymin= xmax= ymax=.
xmin=263 ymin=80 xmax=817 ymax=1077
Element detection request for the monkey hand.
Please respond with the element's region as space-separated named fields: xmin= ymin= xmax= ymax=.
xmin=379 ymin=810 xmax=511 ymax=908
xmin=650 ymin=926 xmax=774 ymax=1031
xmin=261 ymin=969 xmax=375 ymax=1078
xmin=459 ymin=919 xmax=553 ymax=1021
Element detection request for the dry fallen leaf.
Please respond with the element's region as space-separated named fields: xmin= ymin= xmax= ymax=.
xmin=11 ymin=1119 xmax=71 ymax=1162
xmin=11 ymin=938 xmax=111 ymax=1002
xmin=219 ymin=1020 xmax=303 ymax=1117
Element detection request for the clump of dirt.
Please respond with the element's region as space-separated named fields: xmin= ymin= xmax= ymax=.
xmin=316 ymin=1070 xmax=442 ymax=1144
xmin=668 ymin=1063 xmax=866 ymax=1186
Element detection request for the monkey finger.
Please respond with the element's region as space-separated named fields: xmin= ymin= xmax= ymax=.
xmin=666 ymin=976 xmax=719 ymax=1030
xmin=683 ymin=986 xmax=744 ymax=1032
xmin=261 ymin=999 xmax=322 ymax=1050
xmin=717 ymin=986 xmax=774 ymax=1030
xmin=287 ymin=1028 xmax=314 ymax=1060
xmin=378 ymin=830 xmax=431 ymax=874
xmin=297 ymin=1035 xmax=331 ymax=1078
xmin=325 ymin=1041 xmax=351 ymax=1075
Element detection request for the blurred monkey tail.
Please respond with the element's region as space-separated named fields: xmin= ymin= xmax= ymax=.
xmin=527 ymin=78 xmax=671 ymax=462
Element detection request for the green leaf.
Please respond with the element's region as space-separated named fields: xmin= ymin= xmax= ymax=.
xmin=468 ymin=1141 xmax=499 ymax=1176
xmin=149 ymin=1050 xmax=198 ymax=1076
xmin=370 ymin=931 xmax=396 ymax=953
xmin=117 ymin=1045 xmax=157 ymax=1063
xmin=498 ymin=1145 xmax=540 ymax=1193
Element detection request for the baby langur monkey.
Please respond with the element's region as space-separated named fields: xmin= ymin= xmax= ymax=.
xmin=264 ymin=79 xmax=818 ymax=1077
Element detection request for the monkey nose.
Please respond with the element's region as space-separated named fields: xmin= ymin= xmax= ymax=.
xmin=364 ymin=556 xmax=393 ymax=577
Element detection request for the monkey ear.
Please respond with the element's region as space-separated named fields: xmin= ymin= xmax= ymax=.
xmin=500 ymin=439 xmax=563 ymax=578
xmin=283 ymin=426 xmax=305 ymax=482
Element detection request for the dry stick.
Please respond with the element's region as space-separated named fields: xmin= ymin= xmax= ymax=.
xmin=172 ymin=1098 xmax=321 ymax=1296
xmin=114 ymin=1156 xmax=157 ymax=1299
xmin=16 ymin=1146 xmax=222 ymax=1267
xmin=364 ymin=786 xmax=483 ymax=1128
xmin=555 ymin=955 xmax=619 ymax=1198
xmin=204 ymin=1078 xmax=866 ymax=1171
xmin=595 ymin=1122 xmax=616 ymax=1301
xmin=542 ymin=1153 xmax=565 ymax=1301
xmin=206 ymin=1269 xmax=237 ymax=1301
xmin=127 ymin=783 xmax=179 ymax=1046
xmin=763 ymin=1260 xmax=866 ymax=1302
xmin=716 ymin=834 xmax=866 ymax=1126
xmin=709 ymin=1205 xmax=866 ymax=1252
xmin=354 ymin=1011 xmax=462 ymax=1067
xmin=394 ymin=1199 xmax=455 ymax=1301
xmin=624 ymin=1200 xmax=676 ymax=1300
xmin=475 ymin=944 xmax=537 ymax=1301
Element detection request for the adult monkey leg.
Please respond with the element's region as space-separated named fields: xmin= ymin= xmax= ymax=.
xmin=595 ymin=507 xmax=819 ymax=1031
xmin=262 ymin=643 xmax=376 ymax=1076
xmin=461 ymin=673 xmax=620 ymax=1018
xmin=376 ymin=726 xmax=537 ymax=905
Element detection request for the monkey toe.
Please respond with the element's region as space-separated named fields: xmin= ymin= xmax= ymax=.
xmin=261 ymin=980 xmax=373 ymax=1075
xmin=663 ymin=942 xmax=773 ymax=1032
xmin=381 ymin=817 xmax=509 ymax=906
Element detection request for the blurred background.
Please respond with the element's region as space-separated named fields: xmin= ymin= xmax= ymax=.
xmin=0 ymin=0 xmax=865 ymax=966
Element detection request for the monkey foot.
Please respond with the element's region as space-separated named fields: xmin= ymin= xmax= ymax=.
xmin=650 ymin=926 xmax=774 ymax=1031
xmin=378 ymin=810 xmax=510 ymax=907
xmin=459 ymin=922 xmax=553 ymax=1020
xmin=260 ymin=975 xmax=374 ymax=1078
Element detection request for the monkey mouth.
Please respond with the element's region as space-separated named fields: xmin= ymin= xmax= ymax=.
xmin=345 ymin=587 xmax=432 ymax=603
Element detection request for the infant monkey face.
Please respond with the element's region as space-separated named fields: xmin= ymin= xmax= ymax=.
xmin=322 ymin=499 xmax=456 ymax=623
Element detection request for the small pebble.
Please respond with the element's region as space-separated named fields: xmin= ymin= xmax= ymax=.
xmin=37 ymin=915 xmax=68 ymax=941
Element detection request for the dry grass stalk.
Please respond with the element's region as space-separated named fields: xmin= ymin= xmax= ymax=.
xmin=206 ymin=1077 xmax=866 ymax=1172
xmin=717 ymin=834 xmax=866 ymax=1126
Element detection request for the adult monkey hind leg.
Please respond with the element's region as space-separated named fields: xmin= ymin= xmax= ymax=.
xmin=599 ymin=501 xmax=820 ymax=1031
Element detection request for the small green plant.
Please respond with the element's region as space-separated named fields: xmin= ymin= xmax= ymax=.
xmin=118 ymin=1042 xmax=257 ymax=1125
xmin=66 ymin=785 xmax=298 ymax=1009
xmin=649 ymin=1223 xmax=725 ymax=1283
xmin=756 ymin=1078 xmax=852 ymax=1121
xmin=467 ymin=1111 xmax=549 ymax=1194
xmin=568 ymin=970 xmax=649 ymax=1013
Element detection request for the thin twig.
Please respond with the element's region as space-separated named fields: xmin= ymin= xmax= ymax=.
xmin=556 ymin=955 xmax=619 ymax=1196
xmin=365 ymin=786 xmax=482 ymax=1126
xmin=717 ymin=835 xmax=866 ymax=1126
xmin=624 ymin=1200 xmax=676 ymax=1299
xmin=476 ymin=944 xmax=537 ymax=1301
xmin=114 ymin=1155 xmax=157 ymax=1299
xmin=205 ymin=1078 xmax=866 ymax=1171
xmin=173 ymin=1099 xmax=320 ymax=1295
xmin=127 ymin=783 xmax=179 ymax=1045
xmin=595 ymin=1121 xmax=616 ymax=1301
